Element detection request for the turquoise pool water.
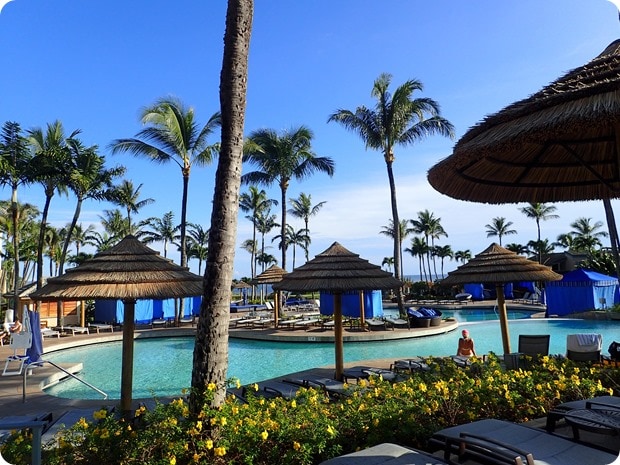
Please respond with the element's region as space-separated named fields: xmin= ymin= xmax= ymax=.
xmin=384 ymin=307 xmax=536 ymax=322
xmin=44 ymin=318 xmax=620 ymax=400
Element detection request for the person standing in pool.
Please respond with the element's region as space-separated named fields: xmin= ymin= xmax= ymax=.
xmin=457 ymin=329 xmax=476 ymax=357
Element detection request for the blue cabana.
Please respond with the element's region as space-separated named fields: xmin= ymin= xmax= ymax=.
xmin=545 ymin=269 xmax=619 ymax=316
xmin=320 ymin=290 xmax=383 ymax=318
xmin=95 ymin=296 xmax=202 ymax=324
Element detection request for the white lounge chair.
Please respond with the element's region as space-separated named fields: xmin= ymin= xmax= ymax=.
xmin=88 ymin=323 xmax=114 ymax=334
xmin=2 ymin=332 xmax=33 ymax=376
xmin=41 ymin=328 xmax=61 ymax=338
xmin=60 ymin=325 xmax=90 ymax=335
xmin=320 ymin=442 xmax=450 ymax=464
xmin=566 ymin=333 xmax=602 ymax=362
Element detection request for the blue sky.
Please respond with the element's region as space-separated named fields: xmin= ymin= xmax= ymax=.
xmin=1 ymin=0 xmax=619 ymax=278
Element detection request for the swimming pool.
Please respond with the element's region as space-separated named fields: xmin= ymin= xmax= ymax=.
xmin=384 ymin=307 xmax=536 ymax=322
xmin=43 ymin=319 xmax=620 ymax=400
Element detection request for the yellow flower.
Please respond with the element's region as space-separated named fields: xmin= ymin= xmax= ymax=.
xmin=170 ymin=456 xmax=176 ymax=465
xmin=193 ymin=453 xmax=201 ymax=462
xmin=99 ymin=429 xmax=110 ymax=439
xmin=93 ymin=409 xmax=108 ymax=420
xmin=253 ymin=383 xmax=259 ymax=391
xmin=220 ymin=417 xmax=227 ymax=426
xmin=326 ymin=424 xmax=336 ymax=436
xmin=207 ymin=382 xmax=217 ymax=391
xmin=214 ymin=447 xmax=226 ymax=456
xmin=291 ymin=399 xmax=297 ymax=408
xmin=206 ymin=439 xmax=214 ymax=450
xmin=293 ymin=441 xmax=301 ymax=451
xmin=77 ymin=418 xmax=89 ymax=429
xmin=261 ymin=430 xmax=268 ymax=440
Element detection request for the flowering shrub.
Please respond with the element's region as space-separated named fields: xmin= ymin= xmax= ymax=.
xmin=2 ymin=355 xmax=616 ymax=465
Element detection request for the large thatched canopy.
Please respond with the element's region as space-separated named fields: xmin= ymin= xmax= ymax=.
xmin=274 ymin=242 xmax=402 ymax=381
xmin=250 ymin=264 xmax=287 ymax=285
xmin=428 ymin=39 xmax=620 ymax=204
xmin=273 ymin=242 xmax=403 ymax=293
xmin=31 ymin=235 xmax=203 ymax=301
xmin=443 ymin=243 xmax=561 ymax=355
xmin=30 ymin=235 xmax=204 ymax=416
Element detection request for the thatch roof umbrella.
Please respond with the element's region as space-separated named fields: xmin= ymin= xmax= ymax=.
xmin=273 ymin=242 xmax=402 ymax=381
xmin=30 ymin=235 xmax=203 ymax=415
xmin=428 ymin=39 xmax=620 ymax=268
xmin=441 ymin=243 xmax=561 ymax=354
xmin=250 ymin=265 xmax=287 ymax=326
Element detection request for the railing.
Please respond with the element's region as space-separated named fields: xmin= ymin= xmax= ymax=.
xmin=22 ymin=359 xmax=108 ymax=403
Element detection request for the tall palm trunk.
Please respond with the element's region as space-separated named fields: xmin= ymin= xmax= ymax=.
xmin=385 ymin=159 xmax=404 ymax=315
xmin=11 ymin=187 xmax=20 ymax=318
xmin=36 ymin=187 xmax=54 ymax=312
xmin=279 ymin=183 xmax=287 ymax=270
xmin=177 ymin=169 xmax=190 ymax=325
xmin=191 ymin=0 xmax=253 ymax=412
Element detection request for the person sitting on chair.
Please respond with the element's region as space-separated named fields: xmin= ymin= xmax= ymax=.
xmin=457 ymin=329 xmax=476 ymax=357
xmin=9 ymin=317 xmax=22 ymax=333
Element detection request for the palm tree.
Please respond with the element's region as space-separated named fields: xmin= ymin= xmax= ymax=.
xmin=255 ymin=209 xmax=278 ymax=273
xmin=43 ymin=225 xmax=64 ymax=276
xmin=288 ymin=192 xmax=326 ymax=262
xmin=527 ymin=239 xmax=555 ymax=262
xmin=84 ymin=229 xmax=115 ymax=253
xmin=187 ymin=223 xmax=209 ymax=275
xmin=434 ymin=244 xmax=453 ymax=278
xmin=570 ymin=217 xmax=608 ymax=253
xmin=519 ymin=202 xmax=559 ymax=262
xmin=411 ymin=210 xmax=447 ymax=281
xmin=71 ymin=223 xmax=97 ymax=256
xmin=110 ymin=97 xmax=221 ymax=270
xmin=272 ymin=225 xmax=309 ymax=270
xmin=242 ymin=126 xmax=334 ymax=270
xmin=505 ymin=243 xmax=528 ymax=255
xmin=405 ymin=236 xmax=429 ymax=283
xmin=110 ymin=180 xmax=155 ymax=232
xmin=554 ymin=233 xmax=575 ymax=250
xmin=191 ymin=0 xmax=253 ymax=411
xmin=141 ymin=211 xmax=178 ymax=258
xmin=379 ymin=219 xmax=412 ymax=280
xmin=328 ymin=73 xmax=454 ymax=312
xmin=454 ymin=249 xmax=472 ymax=264
xmin=28 ymin=120 xmax=76 ymax=297
xmin=382 ymin=256 xmax=394 ymax=273
xmin=239 ymin=186 xmax=277 ymax=279
xmin=99 ymin=209 xmax=130 ymax=241
xmin=485 ymin=217 xmax=517 ymax=246
xmin=60 ymin=138 xmax=124 ymax=274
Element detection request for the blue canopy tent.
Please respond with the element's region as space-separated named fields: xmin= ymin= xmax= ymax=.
xmin=95 ymin=297 xmax=201 ymax=324
xmin=464 ymin=282 xmax=520 ymax=300
xmin=545 ymin=269 xmax=619 ymax=316
xmin=320 ymin=289 xmax=383 ymax=318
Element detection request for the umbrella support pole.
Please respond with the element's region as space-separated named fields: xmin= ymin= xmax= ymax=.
xmin=121 ymin=299 xmax=136 ymax=418
xmin=334 ymin=294 xmax=344 ymax=381
xmin=496 ymin=285 xmax=511 ymax=354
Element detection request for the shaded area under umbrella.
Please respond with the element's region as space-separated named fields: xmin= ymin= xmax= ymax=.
xmin=250 ymin=265 xmax=287 ymax=326
xmin=273 ymin=242 xmax=402 ymax=380
xmin=30 ymin=235 xmax=203 ymax=415
xmin=441 ymin=243 xmax=561 ymax=354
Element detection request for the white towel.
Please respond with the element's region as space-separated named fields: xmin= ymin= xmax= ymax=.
xmin=576 ymin=333 xmax=599 ymax=346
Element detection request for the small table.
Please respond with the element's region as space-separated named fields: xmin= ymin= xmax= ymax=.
xmin=563 ymin=408 xmax=620 ymax=440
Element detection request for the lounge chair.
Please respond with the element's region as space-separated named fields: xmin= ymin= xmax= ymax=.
xmin=0 ymin=412 xmax=52 ymax=465
xmin=60 ymin=325 xmax=90 ymax=336
xmin=88 ymin=323 xmax=114 ymax=334
xmin=507 ymin=334 xmax=550 ymax=369
xmin=2 ymin=331 xmax=33 ymax=376
xmin=283 ymin=376 xmax=349 ymax=398
xmin=242 ymin=380 xmax=301 ymax=399
xmin=545 ymin=395 xmax=620 ymax=432
xmin=319 ymin=442 xmax=449 ymax=465
xmin=566 ymin=333 xmax=602 ymax=362
xmin=342 ymin=366 xmax=397 ymax=383
xmin=293 ymin=318 xmax=321 ymax=330
xmin=390 ymin=358 xmax=430 ymax=373
xmin=41 ymin=328 xmax=61 ymax=338
xmin=384 ymin=317 xmax=409 ymax=330
xmin=150 ymin=319 xmax=168 ymax=329
xmin=428 ymin=418 xmax=617 ymax=465
xmin=365 ymin=318 xmax=387 ymax=330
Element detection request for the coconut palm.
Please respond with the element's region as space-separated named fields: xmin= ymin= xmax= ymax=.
xmin=288 ymin=192 xmax=326 ymax=262
xmin=405 ymin=236 xmax=429 ymax=283
xmin=242 ymin=126 xmax=334 ymax=270
xmin=84 ymin=229 xmax=115 ymax=253
xmin=187 ymin=223 xmax=209 ymax=275
xmin=191 ymin=0 xmax=253 ymax=411
xmin=382 ymin=256 xmax=394 ymax=273
xmin=527 ymin=239 xmax=555 ymax=262
xmin=519 ymin=202 xmax=559 ymax=262
xmin=141 ymin=211 xmax=179 ymax=258
xmin=454 ymin=249 xmax=472 ymax=264
xmin=70 ymin=223 xmax=97 ymax=256
xmin=329 ymin=73 xmax=454 ymax=312
xmin=28 ymin=120 xmax=77 ymax=296
xmin=433 ymin=244 xmax=453 ymax=279
xmin=255 ymin=209 xmax=279 ymax=273
xmin=239 ymin=186 xmax=277 ymax=279
xmin=411 ymin=210 xmax=447 ymax=281
xmin=554 ymin=233 xmax=575 ymax=250
xmin=60 ymin=138 xmax=124 ymax=274
xmin=570 ymin=217 xmax=608 ymax=253
xmin=505 ymin=243 xmax=529 ymax=255
xmin=110 ymin=180 xmax=155 ymax=232
xmin=379 ymin=219 xmax=412 ymax=280
xmin=0 ymin=122 xmax=34 ymax=314
xmin=99 ymin=209 xmax=130 ymax=241
xmin=272 ymin=225 xmax=309 ymax=270
xmin=485 ymin=217 xmax=517 ymax=246
xmin=110 ymin=97 xmax=220 ymax=270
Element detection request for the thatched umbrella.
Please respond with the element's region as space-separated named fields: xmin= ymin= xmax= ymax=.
xmin=441 ymin=243 xmax=561 ymax=354
xmin=273 ymin=242 xmax=403 ymax=380
xmin=30 ymin=235 xmax=203 ymax=415
xmin=250 ymin=265 xmax=287 ymax=326
xmin=427 ymin=39 xmax=620 ymax=268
